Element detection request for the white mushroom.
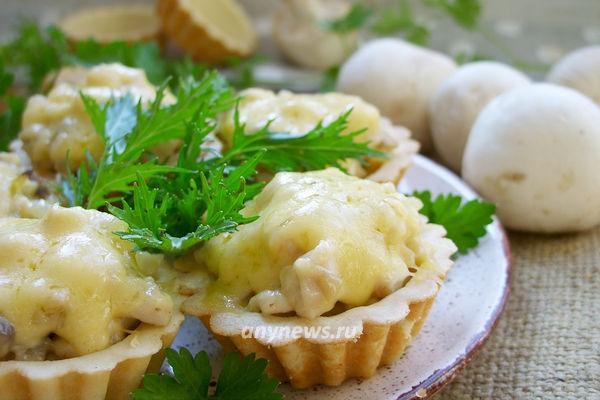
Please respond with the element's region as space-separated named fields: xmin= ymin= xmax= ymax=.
xmin=336 ymin=38 xmax=456 ymax=152
xmin=272 ymin=0 xmax=358 ymax=70
xmin=462 ymin=83 xmax=600 ymax=233
xmin=429 ymin=61 xmax=530 ymax=172
xmin=547 ymin=46 xmax=600 ymax=105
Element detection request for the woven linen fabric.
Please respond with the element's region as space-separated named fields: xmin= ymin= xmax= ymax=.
xmin=435 ymin=227 xmax=600 ymax=399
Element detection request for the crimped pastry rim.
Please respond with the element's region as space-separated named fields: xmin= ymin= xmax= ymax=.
xmin=366 ymin=122 xmax=420 ymax=184
xmin=186 ymin=223 xmax=456 ymax=347
xmin=0 ymin=313 xmax=184 ymax=379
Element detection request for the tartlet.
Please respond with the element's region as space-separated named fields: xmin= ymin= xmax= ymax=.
xmin=217 ymin=88 xmax=420 ymax=184
xmin=59 ymin=5 xmax=161 ymax=44
xmin=156 ymin=0 xmax=257 ymax=63
xmin=19 ymin=63 xmax=174 ymax=175
xmin=0 ymin=206 xmax=183 ymax=399
xmin=183 ymin=169 xmax=457 ymax=388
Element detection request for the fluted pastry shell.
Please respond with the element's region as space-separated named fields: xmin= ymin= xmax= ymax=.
xmin=59 ymin=5 xmax=161 ymax=44
xmin=187 ymin=223 xmax=455 ymax=388
xmin=0 ymin=313 xmax=184 ymax=400
xmin=366 ymin=119 xmax=420 ymax=184
xmin=156 ymin=0 xmax=257 ymax=63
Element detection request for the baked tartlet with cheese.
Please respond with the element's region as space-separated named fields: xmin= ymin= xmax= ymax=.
xmin=183 ymin=168 xmax=456 ymax=388
xmin=0 ymin=206 xmax=183 ymax=400
xmin=19 ymin=63 xmax=175 ymax=175
xmin=218 ymin=88 xmax=419 ymax=184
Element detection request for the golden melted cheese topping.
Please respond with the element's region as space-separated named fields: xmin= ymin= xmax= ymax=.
xmin=0 ymin=206 xmax=173 ymax=361
xmin=19 ymin=63 xmax=166 ymax=174
xmin=194 ymin=168 xmax=437 ymax=319
xmin=218 ymin=88 xmax=381 ymax=146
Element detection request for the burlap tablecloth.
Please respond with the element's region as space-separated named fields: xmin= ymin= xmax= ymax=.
xmin=435 ymin=227 xmax=600 ymax=399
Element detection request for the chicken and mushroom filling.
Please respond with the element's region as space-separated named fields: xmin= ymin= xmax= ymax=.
xmin=188 ymin=168 xmax=442 ymax=319
xmin=0 ymin=206 xmax=173 ymax=361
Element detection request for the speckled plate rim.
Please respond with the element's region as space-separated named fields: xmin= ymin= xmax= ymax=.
xmin=398 ymin=155 xmax=512 ymax=400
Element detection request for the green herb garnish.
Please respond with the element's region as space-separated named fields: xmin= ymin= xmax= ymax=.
xmin=323 ymin=3 xmax=373 ymax=33
xmin=221 ymin=108 xmax=383 ymax=174
xmin=133 ymin=349 xmax=282 ymax=400
xmin=0 ymin=59 xmax=25 ymax=151
xmin=371 ymin=0 xmax=430 ymax=45
xmin=60 ymin=72 xmax=235 ymax=210
xmin=412 ymin=191 xmax=495 ymax=254
xmin=57 ymin=63 xmax=378 ymax=254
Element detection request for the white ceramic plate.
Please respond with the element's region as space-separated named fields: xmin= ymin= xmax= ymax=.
xmin=166 ymin=155 xmax=511 ymax=400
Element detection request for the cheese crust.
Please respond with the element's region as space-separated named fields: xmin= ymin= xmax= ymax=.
xmin=0 ymin=206 xmax=173 ymax=361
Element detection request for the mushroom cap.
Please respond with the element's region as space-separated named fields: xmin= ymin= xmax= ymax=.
xmin=272 ymin=0 xmax=358 ymax=70
xmin=429 ymin=61 xmax=530 ymax=172
xmin=547 ymin=45 xmax=600 ymax=105
xmin=336 ymin=38 xmax=456 ymax=152
xmin=462 ymin=83 xmax=600 ymax=233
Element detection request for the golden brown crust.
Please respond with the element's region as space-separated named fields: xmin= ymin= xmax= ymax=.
xmin=156 ymin=0 xmax=257 ymax=63
xmin=0 ymin=313 xmax=184 ymax=400
xmin=200 ymin=298 xmax=434 ymax=389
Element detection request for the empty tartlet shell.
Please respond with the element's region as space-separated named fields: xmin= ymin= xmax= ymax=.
xmin=156 ymin=0 xmax=257 ymax=63
xmin=186 ymin=223 xmax=456 ymax=389
xmin=0 ymin=313 xmax=184 ymax=400
xmin=59 ymin=5 xmax=161 ymax=44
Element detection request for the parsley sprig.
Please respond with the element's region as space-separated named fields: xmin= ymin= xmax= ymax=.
xmin=57 ymin=64 xmax=378 ymax=254
xmin=61 ymin=72 xmax=235 ymax=210
xmin=105 ymin=107 xmax=378 ymax=254
xmin=133 ymin=349 xmax=282 ymax=400
xmin=323 ymin=3 xmax=373 ymax=33
xmin=412 ymin=191 xmax=495 ymax=254
xmin=221 ymin=108 xmax=383 ymax=173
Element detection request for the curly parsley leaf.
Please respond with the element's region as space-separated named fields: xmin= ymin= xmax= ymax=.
xmin=61 ymin=65 xmax=381 ymax=254
xmin=412 ymin=191 xmax=495 ymax=254
xmin=110 ymin=162 xmax=259 ymax=255
xmin=221 ymin=108 xmax=384 ymax=174
xmin=322 ymin=3 xmax=373 ymax=33
xmin=133 ymin=349 xmax=282 ymax=400
xmin=215 ymin=352 xmax=282 ymax=400
xmin=59 ymin=72 xmax=235 ymax=210
xmin=1 ymin=23 xmax=69 ymax=92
